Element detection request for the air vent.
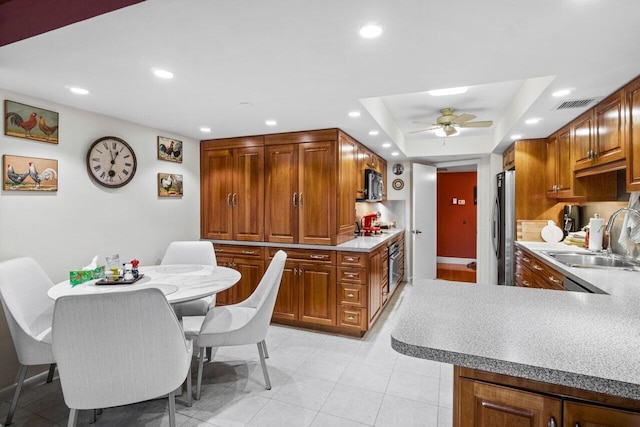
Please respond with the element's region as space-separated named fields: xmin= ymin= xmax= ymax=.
xmin=554 ymin=98 xmax=598 ymax=110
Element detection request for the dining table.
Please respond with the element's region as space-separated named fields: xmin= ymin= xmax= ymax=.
xmin=48 ymin=264 xmax=241 ymax=304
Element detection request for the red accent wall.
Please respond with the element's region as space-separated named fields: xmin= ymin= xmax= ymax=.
xmin=437 ymin=171 xmax=477 ymax=258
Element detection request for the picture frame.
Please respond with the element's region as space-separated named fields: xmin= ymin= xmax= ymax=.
xmin=157 ymin=136 xmax=182 ymax=163
xmin=4 ymin=100 xmax=59 ymax=144
xmin=158 ymin=173 xmax=183 ymax=197
xmin=3 ymin=154 xmax=58 ymax=191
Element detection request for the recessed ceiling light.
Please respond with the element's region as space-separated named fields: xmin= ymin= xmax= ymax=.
xmin=265 ymin=120 xmax=277 ymax=126
xmin=69 ymin=87 xmax=89 ymax=95
xmin=382 ymin=142 xmax=392 ymax=148
xmin=369 ymin=130 xmax=379 ymax=136
xmin=391 ymin=151 xmax=399 ymax=156
xmin=525 ymin=118 xmax=542 ymax=125
xmin=359 ymin=23 xmax=383 ymax=39
xmin=511 ymin=134 xmax=523 ymax=140
xmin=552 ymin=89 xmax=571 ymax=97
xmin=152 ymin=68 xmax=174 ymax=79
xmin=348 ymin=111 xmax=361 ymax=118
xmin=428 ymin=86 xmax=468 ymax=97
xmin=200 ymin=127 xmax=211 ymax=133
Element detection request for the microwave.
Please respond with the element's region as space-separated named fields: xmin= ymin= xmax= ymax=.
xmin=359 ymin=169 xmax=384 ymax=202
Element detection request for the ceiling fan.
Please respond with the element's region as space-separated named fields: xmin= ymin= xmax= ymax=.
xmin=411 ymin=108 xmax=493 ymax=136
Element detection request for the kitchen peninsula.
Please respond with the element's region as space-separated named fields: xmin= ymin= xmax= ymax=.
xmin=391 ymin=243 xmax=640 ymax=426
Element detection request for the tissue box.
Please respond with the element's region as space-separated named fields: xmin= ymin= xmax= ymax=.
xmin=70 ymin=265 xmax=105 ymax=286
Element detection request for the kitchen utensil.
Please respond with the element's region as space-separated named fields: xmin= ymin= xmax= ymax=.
xmin=541 ymin=221 xmax=563 ymax=243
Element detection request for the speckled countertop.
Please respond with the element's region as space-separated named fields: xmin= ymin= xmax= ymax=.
xmin=391 ymin=280 xmax=640 ymax=400
xmin=205 ymin=228 xmax=405 ymax=253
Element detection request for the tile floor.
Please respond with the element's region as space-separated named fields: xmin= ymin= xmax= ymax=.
xmin=0 ymin=282 xmax=453 ymax=426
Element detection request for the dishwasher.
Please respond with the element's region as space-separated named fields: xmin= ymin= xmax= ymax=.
xmin=563 ymin=277 xmax=606 ymax=294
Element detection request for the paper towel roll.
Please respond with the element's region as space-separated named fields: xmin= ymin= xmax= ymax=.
xmin=589 ymin=215 xmax=604 ymax=251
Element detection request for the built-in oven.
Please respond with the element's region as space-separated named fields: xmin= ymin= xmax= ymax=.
xmin=388 ymin=241 xmax=401 ymax=293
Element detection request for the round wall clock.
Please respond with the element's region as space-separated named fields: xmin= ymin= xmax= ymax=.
xmin=392 ymin=178 xmax=404 ymax=190
xmin=86 ymin=136 xmax=137 ymax=188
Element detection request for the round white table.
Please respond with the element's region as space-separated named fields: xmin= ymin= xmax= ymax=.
xmin=48 ymin=264 xmax=241 ymax=304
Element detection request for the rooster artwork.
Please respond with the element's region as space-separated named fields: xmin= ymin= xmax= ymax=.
xmin=4 ymin=100 xmax=59 ymax=143
xmin=3 ymin=155 xmax=58 ymax=191
xmin=157 ymin=136 xmax=183 ymax=163
xmin=158 ymin=173 xmax=183 ymax=197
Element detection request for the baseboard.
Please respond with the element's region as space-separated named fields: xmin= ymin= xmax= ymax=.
xmin=437 ymin=257 xmax=476 ymax=265
xmin=0 ymin=368 xmax=55 ymax=402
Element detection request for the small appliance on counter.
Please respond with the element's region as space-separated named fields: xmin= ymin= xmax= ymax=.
xmin=563 ymin=205 xmax=582 ymax=236
xmin=361 ymin=212 xmax=381 ymax=236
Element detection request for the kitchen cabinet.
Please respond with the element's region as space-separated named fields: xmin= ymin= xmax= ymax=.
xmin=572 ymin=109 xmax=596 ymax=171
xmin=546 ymin=126 xmax=573 ymax=198
xmin=502 ymin=143 xmax=515 ymax=170
xmin=514 ymin=247 xmax=564 ymax=290
xmin=625 ymin=75 xmax=640 ymax=191
xmin=214 ymin=244 xmax=265 ymax=305
xmin=594 ymin=89 xmax=626 ymax=168
xmin=336 ymin=251 xmax=368 ymax=330
xmin=356 ymin=145 xmax=387 ymax=201
xmin=200 ymin=137 xmax=264 ymax=241
xmin=455 ymin=367 xmax=640 ymax=427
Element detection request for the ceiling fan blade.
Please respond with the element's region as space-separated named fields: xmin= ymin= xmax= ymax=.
xmin=409 ymin=126 xmax=440 ymax=134
xmin=459 ymin=120 xmax=493 ymax=128
xmin=444 ymin=125 xmax=458 ymax=136
xmin=412 ymin=120 xmax=439 ymax=125
xmin=451 ymin=113 xmax=476 ymax=124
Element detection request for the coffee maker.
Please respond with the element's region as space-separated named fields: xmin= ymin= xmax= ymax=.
xmin=563 ymin=205 xmax=582 ymax=234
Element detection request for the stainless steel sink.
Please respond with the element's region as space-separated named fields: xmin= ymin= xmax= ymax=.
xmin=542 ymin=251 xmax=640 ymax=270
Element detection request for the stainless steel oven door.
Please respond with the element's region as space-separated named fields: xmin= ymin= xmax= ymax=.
xmin=388 ymin=246 xmax=400 ymax=292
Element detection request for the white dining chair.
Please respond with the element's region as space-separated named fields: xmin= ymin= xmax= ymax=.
xmin=52 ymin=288 xmax=193 ymax=427
xmin=161 ymin=241 xmax=217 ymax=318
xmin=0 ymin=257 xmax=57 ymax=426
xmin=183 ymin=250 xmax=287 ymax=400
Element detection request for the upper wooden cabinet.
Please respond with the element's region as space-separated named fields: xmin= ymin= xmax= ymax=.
xmin=625 ymin=76 xmax=640 ymax=191
xmin=594 ymin=89 xmax=626 ymax=167
xmin=573 ymin=110 xmax=595 ymax=171
xmin=200 ymin=137 xmax=264 ymax=241
xmin=545 ymin=127 xmax=573 ymax=198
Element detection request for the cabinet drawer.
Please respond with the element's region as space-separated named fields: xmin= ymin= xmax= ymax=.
xmin=269 ymin=247 xmax=335 ymax=264
xmin=515 ymin=248 xmax=533 ymax=267
xmin=214 ymin=245 xmax=264 ymax=258
xmin=337 ymin=267 xmax=366 ymax=284
xmin=338 ymin=284 xmax=367 ymax=307
xmin=337 ymin=252 xmax=367 ymax=268
xmin=530 ymin=259 xmax=564 ymax=290
xmin=337 ymin=306 xmax=367 ymax=329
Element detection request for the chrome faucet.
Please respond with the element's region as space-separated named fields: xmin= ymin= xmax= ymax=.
xmin=605 ymin=207 xmax=640 ymax=257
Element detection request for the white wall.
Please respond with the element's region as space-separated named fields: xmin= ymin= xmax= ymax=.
xmin=0 ymin=89 xmax=200 ymax=283
xmin=475 ymin=154 xmax=502 ymax=284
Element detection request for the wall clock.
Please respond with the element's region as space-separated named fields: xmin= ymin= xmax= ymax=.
xmin=86 ymin=136 xmax=137 ymax=188
xmin=392 ymin=178 xmax=404 ymax=190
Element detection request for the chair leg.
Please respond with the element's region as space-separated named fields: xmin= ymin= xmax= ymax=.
xmin=261 ymin=339 xmax=269 ymax=359
xmin=90 ymin=409 xmax=97 ymax=424
xmin=206 ymin=346 xmax=212 ymax=362
xmin=168 ymin=391 xmax=176 ymax=427
xmin=186 ymin=364 xmax=192 ymax=407
xmin=5 ymin=364 xmax=28 ymax=426
xmin=67 ymin=408 xmax=78 ymax=427
xmin=257 ymin=341 xmax=271 ymax=390
xmin=46 ymin=363 xmax=56 ymax=383
xmin=196 ymin=347 xmax=205 ymax=400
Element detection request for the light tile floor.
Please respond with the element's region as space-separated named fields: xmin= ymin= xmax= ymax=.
xmin=0 ymin=282 xmax=453 ymax=426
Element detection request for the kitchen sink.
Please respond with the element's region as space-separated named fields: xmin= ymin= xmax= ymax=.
xmin=542 ymin=251 xmax=640 ymax=270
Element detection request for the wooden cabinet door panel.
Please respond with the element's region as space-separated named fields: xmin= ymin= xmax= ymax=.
xmin=545 ymin=135 xmax=558 ymax=196
xmin=298 ymin=263 xmax=336 ymax=325
xmin=573 ymin=110 xmax=595 ymax=171
xmin=298 ymin=141 xmax=336 ymax=245
xmin=265 ymin=144 xmax=298 ymax=243
xmin=337 ymin=133 xmax=357 ymax=238
xmin=201 ymin=149 xmax=233 ymax=239
xmin=626 ymin=77 xmax=640 ymax=191
xmin=458 ymin=379 xmax=562 ymax=427
xmin=232 ymin=258 xmax=264 ymax=304
xmin=595 ymin=90 xmax=625 ymax=166
xmin=233 ymin=147 xmax=264 ymax=241
xmin=215 ymin=255 xmax=234 ymax=305
xmin=368 ymin=249 xmax=382 ymax=322
xmin=564 ymin=400 xmax=640 ymax=427
xmin=557 ymin=126 xmax=573 ymax=195
xmin=273 ymin=262 xmax=298 ymax=321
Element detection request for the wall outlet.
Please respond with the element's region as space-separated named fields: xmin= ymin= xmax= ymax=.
xmin=459 ymin=199 xmax=466 ymax=205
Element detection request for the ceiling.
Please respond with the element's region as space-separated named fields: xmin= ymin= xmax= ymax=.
xmin=2 ymin=0 xmax=640 ymax=164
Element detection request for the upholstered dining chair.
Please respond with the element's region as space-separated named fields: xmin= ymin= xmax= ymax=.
xmin=51 ymin=288 xmax=193 ymax=427
xmin=161 ymin=240 xmax=217 ymax=318
xmin=183 ymin=250 xmax=287 ymax=400
xmin=0 ymin=257 xmax=57 ymax=426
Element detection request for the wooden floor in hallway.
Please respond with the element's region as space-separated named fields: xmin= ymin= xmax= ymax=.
xmin=436 ymin=263 xmax=476 ymax=283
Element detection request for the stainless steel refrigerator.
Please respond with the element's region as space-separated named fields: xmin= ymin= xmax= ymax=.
xmin=492 ymin=170 xmax=515 ymax=285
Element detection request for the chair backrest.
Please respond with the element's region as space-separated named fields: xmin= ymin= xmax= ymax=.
xmin=52 ymin=288 xmax=191 ymax=410
xmin=161 ymin=241 xmax=217 ymax=266
xmin=0 ymin=257 xmax=55 ymax=364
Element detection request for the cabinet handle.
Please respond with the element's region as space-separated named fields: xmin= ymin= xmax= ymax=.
xmin=587 ymin=150 xmax=592 ymax=160
xmin=298 ymin=268 xmax=303 ymax=275
xmin=232 ymin=193 xmax=237 ymax=206
xmin=292 ymin=192 xmax=297 ymax=207
xmin=293 ymin=268 xmax=298 ymax=275
xmin=522 ymin=257 xmax=530 ymax=262
xmin=345 ymin=257 xmax=356 ymax=261
xmin=226 ymin=193 xmax=232 ymax=206
xmin=593 ymin=150 xmax=598 ymax=158
xmin=533 ymin=264 xmax=544 ymax=271
xmin=347 ymin=315 xmax=355 ymax=321
xmin=548 ymin=417 xmax=557 ymax=427
xmin=310 ymin=254 xmax=328 ymax=259
xmin=548 ymin=276 xmax=561 ymax=284
xmin=347 ymin=293 xmax=355 ymax=298
xmin=523 ymin=280 xmax=530 ymax=286
xmin=299 ymin=193 xmax=303 ymax=206
xmin=242 ymin=250 xmax=255 ymax=255
xmin=346 ymin=273 xmax=356 ymax=278
xmin=216 ymin=248 xmax=224 ymax=252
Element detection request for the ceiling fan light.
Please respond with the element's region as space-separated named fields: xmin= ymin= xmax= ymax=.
xmin=359 ymin=23 xmax=383 ymax=39
xmin=428 ymin=86 xmax=468 ymax=97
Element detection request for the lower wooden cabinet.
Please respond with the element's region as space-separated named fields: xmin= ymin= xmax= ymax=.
xmin=515 ymin=247 xmax=564 ymax=291
xmin=214 ymin=245 xmax=265 ymax=305
xmin=564 ymin=401 xmax=640 ymax=427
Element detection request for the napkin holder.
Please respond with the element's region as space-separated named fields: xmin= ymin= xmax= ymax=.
xmin=70 ymin=265 xmax=105 ymax=286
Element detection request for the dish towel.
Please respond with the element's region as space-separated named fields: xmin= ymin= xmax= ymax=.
xmin=617 ymin=192 xmax=640 ymax=252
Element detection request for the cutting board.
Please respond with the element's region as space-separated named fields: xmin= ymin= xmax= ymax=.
xmin=516 ymin=220 xmax=548 ymax=242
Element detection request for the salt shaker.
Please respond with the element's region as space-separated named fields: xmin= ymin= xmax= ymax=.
xmin=123 ymin=263 xmax=134 ymax=281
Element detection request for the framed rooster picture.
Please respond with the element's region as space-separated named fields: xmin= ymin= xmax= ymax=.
xmin=157 ymin=136 xmax=182 ymax=163
xmin=158 ymin=173 xmax=183 ymax=197
xmin=3 ymin=154 xmax=58 ymax=192
xmin=4 ymin=100 xmax=59 ymax=144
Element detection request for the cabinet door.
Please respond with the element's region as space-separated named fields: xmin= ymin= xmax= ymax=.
xmin=233 ymin=147 xmax=264 ymax=241
xmin=626 ymin=77 xmax=640 ymax=191
xmin=273 ymin=261 xmax=298 ymax=321
xmin=231 ymin=258 xmax=264 ymax=304
xmin=265 ymin=144 xmax=298 ymax=243
xmin=564 ymin=400 xmax=640 ymax=427
xmin=215 ymin=255 xmax=234 ymax=305
xmin=298 ymin=141 xmax=336 ymax=245
xmin=573 ymin=110 xmax=595 ymax=171
xmin=556 ymin=126 xmax=573 ymax=196
xmin=545 ymin=134 xmax=559 ymax=197
xmin=595 ymin=89 xmax=626 ymax=166
xmin=368 ymin=249 xmax=382 ymax=322
xmin=201 ymin=149 xmax=233 ymax=239
xmin=457 ymin=379 xmax=562 ymax=427
xmin=337 ymin=134 xmax=357 ymax=239
xmin=298 ymin=263 xmax=336 ymax=326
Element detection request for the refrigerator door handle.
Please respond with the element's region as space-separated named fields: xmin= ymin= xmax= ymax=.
xmin=492 ymin=194 xmax=500 ymax=258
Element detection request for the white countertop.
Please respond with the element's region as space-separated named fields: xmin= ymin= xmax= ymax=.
xmin=391 ymin=280 xmax=640 ymax=400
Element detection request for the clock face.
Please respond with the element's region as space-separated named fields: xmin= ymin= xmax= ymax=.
xmin=86 ymin=136 xmax=137 ymax=188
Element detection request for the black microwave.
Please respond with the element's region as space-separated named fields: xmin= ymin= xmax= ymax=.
xmin=359 ymin=169 xmax=383 ymax=202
